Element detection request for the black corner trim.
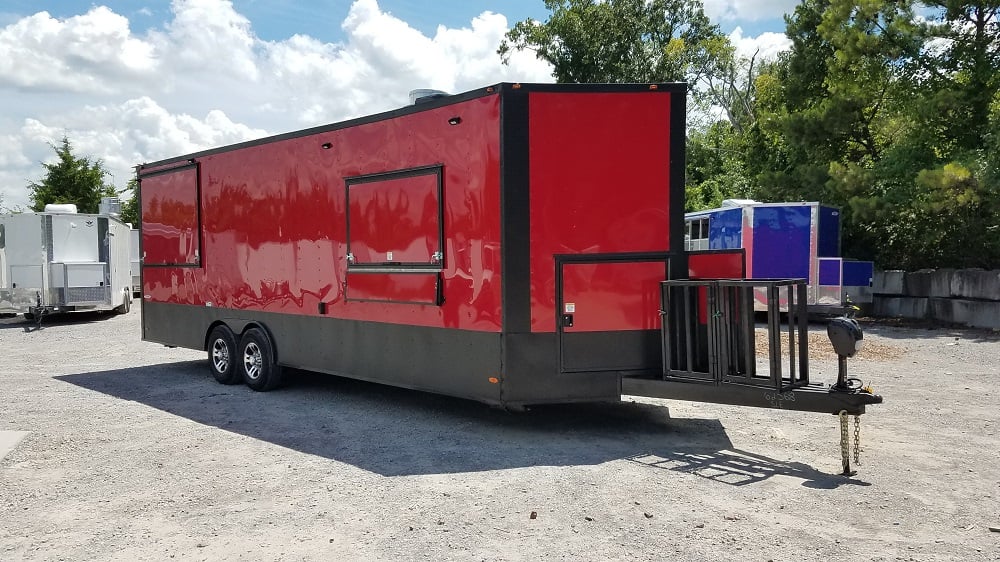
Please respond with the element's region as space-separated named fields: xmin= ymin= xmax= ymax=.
xmin=499 ymin=86 xmax=531 ymax=334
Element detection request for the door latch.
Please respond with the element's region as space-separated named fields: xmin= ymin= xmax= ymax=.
xmin=561 ymin=314 xmax=574 ymax=328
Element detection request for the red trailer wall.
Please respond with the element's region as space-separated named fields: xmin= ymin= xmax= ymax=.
xmin=526 ymin=91 xmax=673 ymax=333
xmin=141 ymin=95 xmax=502 ymax=332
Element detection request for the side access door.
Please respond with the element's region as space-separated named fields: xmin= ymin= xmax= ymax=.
xmin=556 ymin=253 xmax=669 ymax=374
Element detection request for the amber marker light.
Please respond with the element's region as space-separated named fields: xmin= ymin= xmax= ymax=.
xmin=512 ymin=83 xmax=522 ymax=89
xmin=649 ymin=84 xmax=659 ymax=90
xmin=488 ymin=377 xmax=500 ymax=384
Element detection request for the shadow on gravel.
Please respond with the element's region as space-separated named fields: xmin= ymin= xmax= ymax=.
xmin=0 ymin=310 xmax=122 ymax=331
xmin=628 ymin=449 xmax=870 ymax=489
xmin=57 ymin=361 xmax=851 ymax=486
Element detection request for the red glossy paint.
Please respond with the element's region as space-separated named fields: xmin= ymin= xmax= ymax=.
xmin=687 ymin=250 xmax=747 ymax=324
xmin=345 ymin=272 xmax=439 ymax=304
xmin=527 ymin=91 xmax=673 ymax=332
xmin=688 ymin=251 xmax=745 ymax=279
xmin=348 ymin=171 xmax=440 ymax=265
xmin=561 ymin=261 xmax=666 ymax=332
xmin=141 ymin=95 xmax=503 ymax=331
xmin=141 ymin=166 xmax=200 ymax=265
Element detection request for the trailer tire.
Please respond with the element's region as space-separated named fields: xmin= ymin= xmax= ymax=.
xmin=239 ymin=327 xmax=283 ymax=391
xmin=208 ymin=325 xmax=240 ymax=385
xmin=115 ymin=292 xmax=131 ymax=314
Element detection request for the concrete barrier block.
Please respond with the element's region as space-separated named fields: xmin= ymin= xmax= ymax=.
xmin=904 ymin=269 xmax=953 ymax=297
xmin=874 ymin=296 xmax=928 ymax=319
xmin=903 ymin=270 xmax=934 ymax=297
xmin=930 ymin=269 xmax=955 ymax=298
xmin=873 ymin=270 xmax=904 ymax=295
xmin=929 ymin=298 xmax=965 ymax=325
xmin=951 ymin=299 xmax=1000 ymax=329
xmin=950 ymin=269 xmax=1000 ymax=301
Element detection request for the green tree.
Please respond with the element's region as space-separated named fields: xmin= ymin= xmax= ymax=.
xmin=119 ymin=177 xmax=139 ymax=226
xmin=499 ymin=0 xmax=725 ymax=105
xmin=751 ymin=0 xmax=1000 ymax=268
xmin=685 ymin=121 xmax=753 ymax=210
xmin=28 ymin=136 xmax=116 ymax=214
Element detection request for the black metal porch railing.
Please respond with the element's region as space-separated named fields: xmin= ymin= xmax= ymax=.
xmin=661 ymin=279 xmax=810 ymax=393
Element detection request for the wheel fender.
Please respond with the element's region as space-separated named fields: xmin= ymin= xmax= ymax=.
xmin=203 ymin=321 xmax=233 ymax=351
xmin=240 ymin=321 xmax=279 ymax=364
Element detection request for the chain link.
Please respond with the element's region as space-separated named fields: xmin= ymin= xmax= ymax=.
xmin=839 ymin=410 xmax=850 ymax=472
xmin=853 ymin=414 xmax=861 ymax=464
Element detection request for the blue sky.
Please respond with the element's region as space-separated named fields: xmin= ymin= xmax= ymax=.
xmin=1 ymin=0 xmax=789 ymax=43
xmin=0 ymin=0 xmax=795 ymax=209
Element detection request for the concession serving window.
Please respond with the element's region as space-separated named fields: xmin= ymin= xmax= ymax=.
xmin=345 ymin=164 xmax=444 ymax=304
xmin=139 ymin=163 xmax=201 ymax=267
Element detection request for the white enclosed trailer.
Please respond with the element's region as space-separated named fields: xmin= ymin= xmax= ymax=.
xmin=0 ymin=205 xmax=133 ymax=319
xmin=129 ymin=228 xmax=140 ymax=296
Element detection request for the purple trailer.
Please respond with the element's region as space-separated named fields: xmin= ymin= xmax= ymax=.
xmin=684 ymin=200 xmax=874 ymax=313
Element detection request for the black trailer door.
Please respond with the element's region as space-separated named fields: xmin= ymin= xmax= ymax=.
xmin=556 ymin=253 xmax=669 ymax=373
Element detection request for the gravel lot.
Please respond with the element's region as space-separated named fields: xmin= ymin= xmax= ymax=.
xmin=1 ymin=304 xmax=998 ymax=561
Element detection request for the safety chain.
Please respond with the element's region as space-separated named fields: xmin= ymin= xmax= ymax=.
xmin=853 ymin=414 xmax=862 ymax=464
xmin=838 ymin=410 xmax=859 ymax=476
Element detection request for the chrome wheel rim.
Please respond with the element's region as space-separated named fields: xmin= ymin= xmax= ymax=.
xmin=243 ymin=341 xmax=262 ymax=380
xmin=211 ymin=339 xmax=230 ymax=373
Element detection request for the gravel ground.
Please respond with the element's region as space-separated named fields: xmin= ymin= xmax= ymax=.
xmin=1 ymin=305 xmax=998 ymax=561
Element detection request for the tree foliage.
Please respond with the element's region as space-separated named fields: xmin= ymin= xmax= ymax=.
xmin=28 ymin=137 xmax=117 ymax=214
xmin=497 ymin=0 xmax=1000 ymax=269
xmin=499 ymin=0 xmax=726 ymax=108
xmin=119 ymin=177 xmax=139 ymax=226
xmin=729 ymin=0 xmax=998 ymax=268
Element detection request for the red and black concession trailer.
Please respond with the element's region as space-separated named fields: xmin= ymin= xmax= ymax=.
xmin=137 ymin=83 xmax=880 ymax=460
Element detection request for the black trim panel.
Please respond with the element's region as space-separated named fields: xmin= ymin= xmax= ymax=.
xmin=137 ymin=161 xmax=198 ymax=179
xmin=669 ymin=89 xmax=688 ymax=280
xmin=499 ymin=84 xmax=531 ymax=335
xmin=142 ymin=302 xmax=634 ymax=406
xmin=143 ymin=302 xmax=503 ymax=404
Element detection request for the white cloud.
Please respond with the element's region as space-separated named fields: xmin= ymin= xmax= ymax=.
xmin=0 ymin=0 xmax=555 ymax=209
xmin=0 ymin=7 xmax=156 ymax=94
xmin=704 ymin=0 xmax=799 ymax=23
xmin=728 ymin=27 xmax=791 ymax=61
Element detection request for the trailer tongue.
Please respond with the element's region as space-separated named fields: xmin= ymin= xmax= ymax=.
xmin=622 ymin=277 xmax=881 ymax=474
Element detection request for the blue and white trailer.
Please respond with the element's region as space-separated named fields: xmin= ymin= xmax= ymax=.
xmin=684 ymin=200 xmax=874 ymax=313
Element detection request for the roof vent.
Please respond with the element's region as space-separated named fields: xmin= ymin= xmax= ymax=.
xmin=408 ymin=89 xmax=450 ymax=105
xmin=99 ymin=197 xmax=122 ymax=217
xmin=44 ymin=203 xmax=78 ymax=214
xmin=721 ymin=199 xmax=758 ymax=208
